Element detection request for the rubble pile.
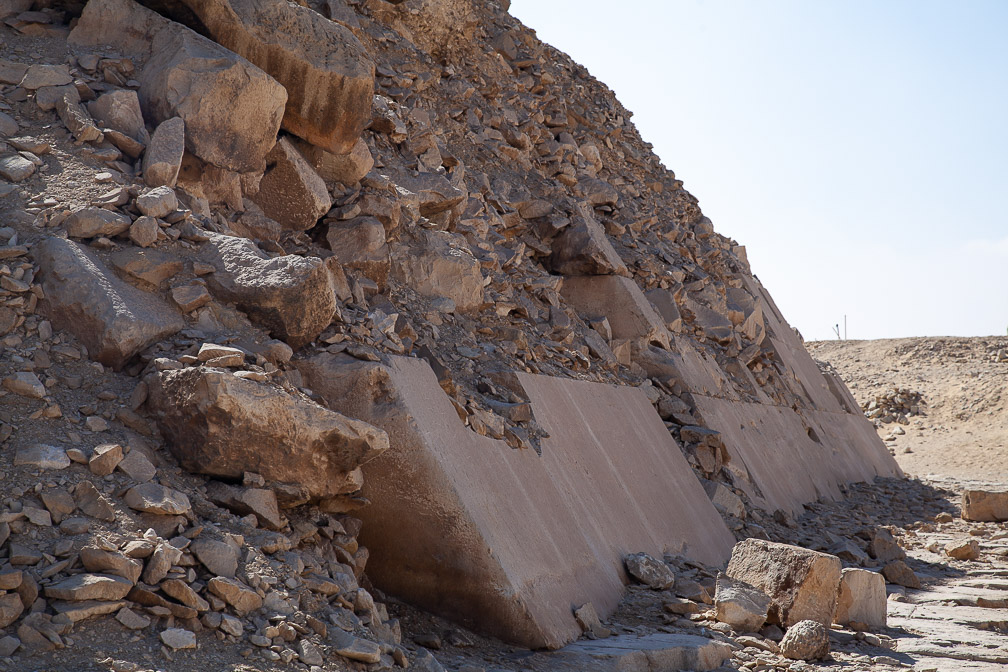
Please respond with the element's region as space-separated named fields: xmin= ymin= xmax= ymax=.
xmin=862 ymin=387 xmax=924 ymax=426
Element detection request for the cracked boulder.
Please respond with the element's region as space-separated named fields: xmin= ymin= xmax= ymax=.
xmin=33 ymin=237 xmax=184 ymax=370
xmin=199 ymin=233 xmax=337 ymax=349
xmin=145 ymin=366 xmax=388 ymax=503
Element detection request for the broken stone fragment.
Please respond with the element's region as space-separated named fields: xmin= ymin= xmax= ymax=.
xmin=714 ymin=573 xmax=770 ymax=632
xmin=726 ymin=538 xmax=841 ymax=628
xmin=833 ymin=568 xmax=886 ymax=630
xmin=207 ymin=576 xmax=261 ymax=615
xmin=145 ymin=366 xmax=388 ymax=502
xmin=180 ymin=0 xmax=374 ymax=154
xmin=14 ymin=444 xmax=69 ymax=470
xmin=945 ymin=538 xmax=980 ymax=560
xmin=3 ymin=371 xmax=45 ymax=399
xmin=326 ymin=216 xmax=390 ymax=287
xmin=123 ymin=482 xmax=191 ymax=516
xmin=549 ymin=204 xmax=627 ymax=277
xmin=136 ymin=185 xmax=178 ymax=218
xmin=160 ymin=627 xmax=196 ymax=650
xmin=44 ymin=573 xmax=132 ymax=601
xmin=250 ymin=137 xmax=331 ymax=232
xmin=33 ymin=237 xmax=184 ymax=370
xmin=961 ymin=489 xmax=1008 ymax=521
xmin=80 ymin=547 xmax=142 ymax=584
xmin=389 ymin=229 xmax=484 ymax=312
xmin=0 ymin=154 xmax=35 ymax=182
xmin=55 ymin=92 xmax=103 ymax=143
xmin=190 ymin=538 xmax=238 ymax=579
xmin=624 ymin=552 xmax=675 ymax=590
xmin=64 ymin=207 xmax=132 ymax=239
xmin=199 ymin=233 xmax=337 ymax=349
xmin=881 ymin=560 xmax=920 ymax=589
xmin=143 ymin=116 xmax=184 ymax=187
xmin=295 ymin=136 xmax=374 ymax=186
xmin=88 ymin=89 xmax=148 ymax=143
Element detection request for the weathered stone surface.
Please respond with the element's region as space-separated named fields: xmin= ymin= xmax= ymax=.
xmin=561 ymin=275 xmax=670 ymax=350
xmin=75 ymin=481 xmax=116 ymax=521
xmin=867 ymin=528 xmax=905 ymax=563
xmin=180 ymin=0 xmax=374 ymax=155
xmin=3 ymin=371 xmax=45 ymax=399
xmin=160 ymin=579 xmax=209 ymax=611
xmin=136 ymin=185 xmax=177 ymax=218
xmin=297 ymin=353 xmax=733 ymax=649
xmin=624 ymin=553 xmax=674 ymax=590
xmin=69 ymin=0 xmax=286 ymax=173
xmin=207 ymin=576 xmax=261 ymax=615
xmin=143 ymin=116 xmax=184 ymax=187
xmin=117 ymin=449 xmax=157 ymax=483
xmin=296 ymin=136 xmax=373 ymax=186
xmin=56 ymin=92 xmax=103 ymax=143
xmin=88 ymin=89 xmax=147 ymax=143
xmin=726 ymin=539 xmax=841 ymax=628
xmin=250 ymin=137 xmax=331 ymax=231
xmin=962 ymin=490 xmax=1008 ymax=521
xmin=779 ymin=620 xmax=829 ymax=661
xmin=116 ymin=606 xmax=151 ymax=630
xmin=206 ymin=482 xmax=284 ymax=530
xmin=160 ymin=628 xmax=196 ymax=650
xmin=190 ymin=538 xmax=238 ymax=579
xmin=833 ymin=568 xmax=886 ymax=630
xmin=882 ymin=560 xmax=920 ymax=589
xmin=110 ymin=247 xmax=183 ymax=287
xmin=714 ymin=574 xmax=770 ymax=632
xmin=390 ymin=229 xmax=484 ymax=312
xmin=945 ymin=538 xmax=980 ymax=561
xmin=549 ymin=204 xmax=627 ymax=276
xmin=88 ymin=443 xmax=124 ymax=476
xmin=14 ymin=444 xmax=69 ymax=470
xmin=326 ymin=216 xmax=389 ymax=286
xmin=146 ymin=366 xmax=387 ymax=501
xmin=64 ymin=207 xmax=132 ymax=239
xmin=44 ymin=573 xmax=132 ymax=601
xmin=0 ymin=154 xmax=35 ymax=182
xmin=124 ymin=483 xmax=191 ymax=515
xmin=0 ymin=593 xmax=23 ymax=629
xmin=33 ymin=237 xmax=184 ymax=370
xmin=78 ymin=548 xmax=141 ymax=586
xmin=552 ymin=633 xmax=732 ymax=672
xmin=20 ymin=63 xmax=71 ymax=90
xmin=199 ymin=233 xmax=337 ymax=349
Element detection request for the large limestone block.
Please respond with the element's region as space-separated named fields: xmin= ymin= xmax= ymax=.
xmin=549 ymin=204 xmax=627 ymax=277
xmin=199 ymin=233 xmax=336 ymax=348
xmin=561 ymin=275 xmax=670 ymax=350
xmin=296 ymin=353 xmax=734 ymax=649
xmin=961 ymin=490 xmax=1008 ymax=521
xmin=389 ymin=229 xmax=484 ymax=312
xmin=834 ymin=568 xmax=886 ymax=630
xmin=726 ymin=539 xmax=841 ymax=628
xmin=179 ymin=0 xmax=375 ymax=155
xmin=33 ymin=237 xmax=184 ymax=370
xmin=146 ymin=366 xmax=388 ymax=502
xmin=250 ymin=137 xmax=332 ymax=231
xmin=69 ymin=0 xmax=286 ymax=173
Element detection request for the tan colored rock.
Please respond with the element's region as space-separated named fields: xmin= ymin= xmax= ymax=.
xmin=833 ymin=568 xmax=886 ymax=630
xmin=64 ymin=207 xmax=132 ymax=239
xmin=326 ymin=216 xmax=389 ymax=286
xmin=549 ymin=204 xmax=627 ymax=276
xmin=726 ymin=539 xmax=841 ymax=628
xmin=715 ymin=574 xmax=770 ymax=632
xmin=207 ymin=577 xmax=261 ymax=615
xmin=962 ymin=490 xmax=1008 ymax=521
xmin=80 ymin=547 xmax=142 ymax=584
xmin=145 ymin=366 xmax=387 ymax=502
xmin=110 ymin=247 xmax=183 ymax=287
xmin=624 ymin=553 xmax=674 ymax=590
xmin=75 ymin=481 xmax=116 ymax=521
xmin=3 ymin=371 xmax=45 ymax=399
xmin=136 ymin=186 xmax=177 ymax=218
xmin=88 ymin=443 xmax=124 ymax=476
xmin=161 ymin=579 xmax=209 ymax=611
xmin=160 ymin=628 xmax=196 ymax=650
xmin=780 ymin=620 xmax=829 ymax=661
xmin=295 ymin=136 xmax=373 ymax=186
xmin=206 ymin=482 xmax=284 ymax=530
xmin=882 ymin=560 xmax=920 ymax=589
xmin=389 ymin=229 xmax=484 ymax=312
xmin=116 ymin=449 xmax=157 ymax=483
xmin=250 ymin=138 xmax=331 ymax=231
xmin=945 ymin=538 xmax=980 ymax=561
xmin=33 ymin=237 xmax=184 ymax=370
xmin=69 ymin=0 xmax=286 ymax=173
xmin=561 ymin=275 xmax=671 ymax=350
xmin=181 ymin=0 xmax=374 ymax=154
xmin=0 ymin=154 xmax=34 ymax=182
xmin=88 ymin=89 xmax=147 ymax=143
xmin=0 ymin=593 xmax=23 ymax=629
xmin=142 ymin=116 xmax=184 ymax=187
xmin=43 ymin=574 xmax=132 ymax=601
xmin=124 ymin=483 xmax=191 ymax=515
xmin=55 ymin=92 xmax=103 ymax=143
xmin=190 ymin=538 xmax=238 ymax=579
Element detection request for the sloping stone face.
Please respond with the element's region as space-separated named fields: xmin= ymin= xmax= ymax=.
xmin=297 ymin=353 xmax=734 ymax=650
xmin=33 ymin=237 xmax=184 ymax=370
xmin=179 ymin=0 xmax=375 ymax=155
xmin=146 ymin=366 xmax=388 ymax=502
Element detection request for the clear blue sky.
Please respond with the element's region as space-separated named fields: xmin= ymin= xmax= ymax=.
xmin=509 ymin=0 xmax=1008 ymax=340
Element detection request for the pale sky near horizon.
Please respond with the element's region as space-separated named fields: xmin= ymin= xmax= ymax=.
xmin=509 ymin=0 xmax=1008 ymax=341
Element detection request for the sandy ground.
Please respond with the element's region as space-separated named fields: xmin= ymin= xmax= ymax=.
xmin=809 ymin=336 xmax=1008 ymax=483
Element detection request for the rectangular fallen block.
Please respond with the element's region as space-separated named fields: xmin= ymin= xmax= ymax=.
xmin=549 ymin=633 xmax=732 ymax=672
xmin=297 ymin=354 xmax=735 ymax=649
xmin=961 ymin=490 xmax=1008 ymax=522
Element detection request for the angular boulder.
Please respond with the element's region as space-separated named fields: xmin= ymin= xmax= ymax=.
xmin=250 ymin=137 xmax=332 ymax=231
xmin=549 ymin=204 xmax=627 ymax=276
xmin=33 ymin=237 xmax=184 ymax=370
xmin=561 ymin=275 xmax=671 ymax=350
xmin=295 ymin=136 xmax=374 ymax=186
xmin=833 ymin=568 xmax=886 ymax=630
xmin=145 ymin=366 xmax=388 ymax=502
xmin=726 ymin=539 xmax=841 ymax=628
xmin=69 ymin=0 xmax=286 ymax=173
xmin=962 ymin=490 xmax=1008 ymax=521
xmin=714 ymin=574 xmax=770 ymax=632
xmin=326 ymin=216 xmax=390 ymax=287
xmin=178 ymin=0 xmax=375 ymax=155
xmin=389 ymin=229 xmax=484 ymax=312
xmin=143 ymin=116 xmax=184 ymax=187
xmin=88 ymin=89 xmax=148 ymax=143
xmin=199 ymin=233 xmax=337 ymax=348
